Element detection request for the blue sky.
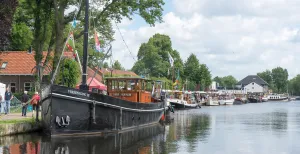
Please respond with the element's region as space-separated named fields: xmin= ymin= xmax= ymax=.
xmin=111 ymin=0 xmax=300 ymax=80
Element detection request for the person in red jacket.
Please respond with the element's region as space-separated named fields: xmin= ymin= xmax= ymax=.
xmin=30 ymin=92 xmax=40 ymax=117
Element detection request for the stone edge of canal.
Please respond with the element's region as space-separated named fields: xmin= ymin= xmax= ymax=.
xmin=0 ymin=119 xmax=42 ymax=137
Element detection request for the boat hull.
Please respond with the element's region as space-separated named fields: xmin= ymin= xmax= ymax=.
xmin=268 ymin=98 xmax=289 ymax=101
xmin=206 ymin=99 xmax=219 ymax=106
xmin=224 ymin=99 xmax=234 ymax=105
xmin=41 ymin=124 xmax=164 ymax=154
xmin=248 ymin=98 xmax=260 ymax=103
xmin=169 ymin=102 xmax=198 ymax=109
xmin=41 ymin=85 xmax=164 ymax=136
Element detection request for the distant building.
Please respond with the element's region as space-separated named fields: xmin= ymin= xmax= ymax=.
xmin=210 ymin=81 xmax=217 ymax=90
xmin=236 ymin=75 xmax=268 ymax=93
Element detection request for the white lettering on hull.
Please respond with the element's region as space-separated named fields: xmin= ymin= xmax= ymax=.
xmin=68 ymin=90 xmax=90 ymax=97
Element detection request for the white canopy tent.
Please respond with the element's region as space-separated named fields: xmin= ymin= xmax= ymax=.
xmin=0 ymin=82 xmax=5 ymax=102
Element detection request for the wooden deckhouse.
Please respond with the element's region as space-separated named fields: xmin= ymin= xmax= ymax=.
xmin=106 ymin=77 xmax=162 ymax=103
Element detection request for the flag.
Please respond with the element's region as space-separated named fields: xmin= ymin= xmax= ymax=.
xmin=72 ymin=17 xmax=77 ymax=28
xmin=94 ymin=29 xmax=101 ymax=52
xmin=168 ymin=52 xmax=174 ymax=67
xmin=66 ymin=32 xmax=76 ymax=58
xmin=173 ymin=69 xmax=180 ymax=86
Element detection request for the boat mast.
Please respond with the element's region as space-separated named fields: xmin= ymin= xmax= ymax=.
xmin=79 ymin=0 xmax=89 ymax=90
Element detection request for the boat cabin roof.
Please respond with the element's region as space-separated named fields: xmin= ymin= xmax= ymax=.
xmin=105 ymin=77 xmax=152 ymax=81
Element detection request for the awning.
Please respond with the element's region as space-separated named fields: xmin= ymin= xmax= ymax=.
xmin=76 ymin=77 xmax=107 ymax=91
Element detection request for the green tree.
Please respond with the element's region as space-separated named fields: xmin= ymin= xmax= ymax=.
xmin=213 ymin=76 xmax=224 ymax=87
xmin=17 ymin=0 xmax=165 ymax=91
xmin=200 ymin=64 xmax=212 ymax=90
xmin=52 ymin=0 xmax=165 ymax=75
xmin=272 ymin=67 xmax=288 ymax=92
xmin=55 ymin=58 xmax=81 ymax=88
xmin=103 ymin=62 xmax=109 ymax=68
xmin=132 ymin=34 xmax=184 ymax=81
xmin=183 ymin=54 xmax=212 ymax=90
xmin=257 ymin=70 xmax=272 ymax=85
xmin=288 ymin=75 xmax=300 ymax=96
xmin=10 ymin=23 xmax=33 ymax=50
xmin=222 ymin=75 xmax=237 ymax=89
xmin=112 ymin=60 xmax=124 ymax=70
xmin=10 ymin=0 xmax=34 ymax=50
xmin=184 ymin=54 xmax=200 ymax=83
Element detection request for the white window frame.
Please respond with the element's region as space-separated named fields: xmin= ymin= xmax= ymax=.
xmin=1 ymin=62 xmax=7 ymax=69
xmin=24 ymin=82 xmax=33 ymax=92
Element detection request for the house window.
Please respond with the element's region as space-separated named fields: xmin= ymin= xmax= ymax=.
xmin=10 ymin=83 xmax=16 ymax=93
xmin=252 ymin=83 xmax=254 ymax=85
xmin=252 ymin=87 xmax=254 ymax=89
xmin=1 ymin=62 xmax=7 ymax=69
xmin=24 ymin=82 xmax=33 ymax=91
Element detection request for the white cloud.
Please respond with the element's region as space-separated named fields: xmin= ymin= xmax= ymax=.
xmin=110 ymin=0 xmax=300 ymax=80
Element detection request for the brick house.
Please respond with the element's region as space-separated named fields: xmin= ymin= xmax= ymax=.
xmin=0 ymin=51 xmax=74 ymax=93
xmin=0 ymin=51 xmax=138 ymax=93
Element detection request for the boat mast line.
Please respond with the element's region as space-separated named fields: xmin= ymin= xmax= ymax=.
xmin=114 ymin=20 xmax=137 ymax=62
xmin=50 ymin=0 xmax=83 ymax=84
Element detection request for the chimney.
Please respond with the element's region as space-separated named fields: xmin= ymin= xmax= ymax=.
xmin=28 ymin=46 xmax=32 ymax=54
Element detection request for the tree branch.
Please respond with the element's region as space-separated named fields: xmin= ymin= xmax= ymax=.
xmin=74 ymin=30 xmax=84 ymax=39
xmin=98 ymin=0 xmax=118 ymax=17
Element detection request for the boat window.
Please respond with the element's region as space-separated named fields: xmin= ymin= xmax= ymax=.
xmin=145 ymin=81 xmax=152 ymax=91
xmin=107 ymin=80 xmax=112 ymax=91
xmin=141 ymin=80 xmax=145 ymax=90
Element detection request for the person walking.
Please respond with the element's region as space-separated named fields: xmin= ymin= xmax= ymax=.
xmin=4 ymin=87 xmax=13 ymax=115
xmin=30 ymin=92 xmax=40 ymax=117
xmin=21 ymin=91 xmax=29 ymax=117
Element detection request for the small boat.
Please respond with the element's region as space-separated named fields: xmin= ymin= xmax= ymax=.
xmin=218 ymin=94 xmax=235 ymax=105
xmin=248 ymin=96 xmax=260 ymax=103
xmin=233 ymin=98 xmax=243 ymax=105
xmin=166 ymin=90 xmax=199 ymax=109
xmin=206 ymin=97 xmax=220 ymax=106
xmin=219 ymin=100 xmax=225 ymax=105
xmin=193 ymin=91 xmax=207 ymax=106
xmin=267 ymin=93 xmax=288 ymax=101
xmin=262 ymin=97 xmax=268 ymax=102
xmin=224 ymin=99 xmax=234 ymax=105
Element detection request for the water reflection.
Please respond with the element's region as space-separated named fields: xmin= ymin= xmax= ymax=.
xmin=41 ymin=124 xmax=164 ymax=154
xmin=0 ymin=133 xmax=41 ymax=154
xmin=4 ymin=102 xmax=300 ymax=154
xmin=240 ymin=111 xmax=288 ymax=132
xmin=0 ymin=110 xmax=211 ymax=154
xmin=161 ymin=110 xmax=211 ymax=153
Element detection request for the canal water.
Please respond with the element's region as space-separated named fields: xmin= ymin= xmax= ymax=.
xmin=1 ymin=102 xmax=300 ymax=154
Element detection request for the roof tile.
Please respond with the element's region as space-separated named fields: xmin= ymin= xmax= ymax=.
xmin=0 ymin=51 xmax=74 ymax=75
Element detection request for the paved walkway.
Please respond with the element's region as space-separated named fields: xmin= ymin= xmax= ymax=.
xmin=0 ymin=112 xmax=40 ymax=120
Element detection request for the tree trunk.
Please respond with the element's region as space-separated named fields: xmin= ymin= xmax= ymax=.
xmin=52 ymin=0 xmax=67 ymax=80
